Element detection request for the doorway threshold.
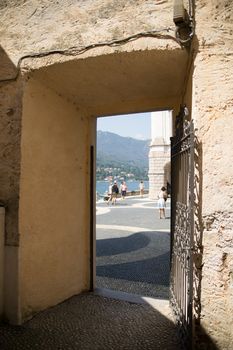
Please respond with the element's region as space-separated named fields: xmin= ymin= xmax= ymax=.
xmin=94 ymin=288 xmax=172 ymax=318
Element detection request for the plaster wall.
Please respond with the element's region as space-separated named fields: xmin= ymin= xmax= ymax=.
xmin=0 ymin=0 xmax=187 ymax=321
xmin=1 ymin=1 xmax=232 ymax=347
xmin=0 ymin=208 xmax=5 ymax=317
xmin=4 ymin=246 xmax=20 ymax=324
xmin=0 ymin=78 xmax=22 ymax=245
xmin=183 ymin=1 xmax=233 ymax=348
xmin=0 ymin=76 xmax=22 ymax=323
xmin=19 ymin=77 xmax=91 ymax=320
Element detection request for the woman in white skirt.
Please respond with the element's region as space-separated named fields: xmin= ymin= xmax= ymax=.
xmin=158 ymin=186 xmax=167 ymax=219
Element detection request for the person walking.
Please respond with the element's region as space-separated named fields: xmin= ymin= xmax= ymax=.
xmin=139 ymin=180 xmax=144 ymax=198
xmin=120 ymin=181 xmax=124 ymax=199
xmin=157 ymin=186 xmax=167 ymax=219
xmin=120 ymin=181 xmax=127 ymax=200
xmin=107 ymin=182 xmax=113 ymax=205
xmin=111 ymin=181 xmax=119 ymax=205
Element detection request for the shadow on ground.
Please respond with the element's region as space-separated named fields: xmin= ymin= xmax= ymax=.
xmin=96 ymin=231 xmax=170 ymax=298
xmin=0 ymin=294 xmax=181 ymax=350
xmin=97 ymin=252 xmax=170 ymax=286
xmin=0 ymin=293 xmax=220 ymax=349
xmin=96 ymin=232 xmax=150 ymax=256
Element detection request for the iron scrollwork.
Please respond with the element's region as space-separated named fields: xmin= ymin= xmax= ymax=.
xmin=170 ymin=105 xmax=194 ymax=348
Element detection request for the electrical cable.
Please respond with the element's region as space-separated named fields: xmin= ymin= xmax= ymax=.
xmin=0 ymin=27 xmax=180 ymax=84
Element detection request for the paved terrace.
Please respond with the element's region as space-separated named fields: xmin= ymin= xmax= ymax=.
xmin=0 ymin=196 xmax=180 ymax=349
xmin=96 ymin=195 xmax=171 ymax=299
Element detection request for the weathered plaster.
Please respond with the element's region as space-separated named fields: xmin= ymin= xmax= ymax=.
xmin=0 ymin=0 xmax=187 ymax=324
xmin=19 ymin=76 xmax=91 ymax=320
xmin=201 ymin=213 xmax=233 ymax=348
xmin=0 ymin=0 xmax=175 ymax=65
xmin=30 ymin=48 xmax=187 ymax=116
xmin=184 ymin=1 xmax=233 ymax=348
xmin=0 ymin=1 xmax=232 ymax=348
xmin=0 ymin=207 xmax=5 ymax=317
xmin=0 ymin=79 xmax=22 ymax=245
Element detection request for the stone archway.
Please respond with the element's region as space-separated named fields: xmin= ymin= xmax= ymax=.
xmin=1 ymin=1 xmax=233 ymax=348
xmin=1 ymin=42 xmax=188 ymax=324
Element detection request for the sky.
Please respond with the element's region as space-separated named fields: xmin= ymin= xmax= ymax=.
xmin=97 ymin=112 xmax=151 ymax=140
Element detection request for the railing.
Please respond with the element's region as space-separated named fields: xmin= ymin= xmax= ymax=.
xmin=97 ymin=189 xmax=149 ymax=201
xmin=170 ymin=107 xmax=194 ymax=348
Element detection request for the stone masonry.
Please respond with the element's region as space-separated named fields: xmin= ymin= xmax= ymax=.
xmin=149 ymin=150 xmax=170 ymax=199
xmin=187 ymin=1 xmax=233 ymax=348
xmin=149 ymin=111 xmax=172 ymax=199
xmin=0 ymin=1 xmax=233 ymax=349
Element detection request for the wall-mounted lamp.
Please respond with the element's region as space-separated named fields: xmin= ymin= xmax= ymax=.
xmin=173 ymin=0 xmax=194 ymax=46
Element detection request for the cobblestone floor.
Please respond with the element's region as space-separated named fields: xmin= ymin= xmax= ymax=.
xmin=0 ymin=294 xmax=181 ymax=350
xmin=96 ymin=197 xmax=171 ymax=299
xmin=0 ymin=197 xmax=178 ymax=349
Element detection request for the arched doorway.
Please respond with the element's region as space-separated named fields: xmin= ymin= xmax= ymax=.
xmin=1 ymin=44 xmax=189 ymax=324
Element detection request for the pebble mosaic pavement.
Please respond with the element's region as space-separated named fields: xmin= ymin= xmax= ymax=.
xmin=0 ymin=294 xmax=181 ymax=350
xmin=96 ymin=197 xmax=171 ymax=299
xmin=0 ymin=197 xmax=181 ymax=349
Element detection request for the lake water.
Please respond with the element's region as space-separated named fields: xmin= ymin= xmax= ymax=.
xmin=96 ymin=180 xmax=149 ymax=196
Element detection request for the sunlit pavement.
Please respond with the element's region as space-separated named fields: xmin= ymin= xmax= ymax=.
xmin=96 ymin=196 xmax=171 ymax=299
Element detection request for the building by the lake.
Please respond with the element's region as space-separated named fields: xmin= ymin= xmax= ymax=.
xmin=149 ymin=111 xmax=172 ymax=199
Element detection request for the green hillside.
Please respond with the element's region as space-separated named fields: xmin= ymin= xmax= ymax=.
xmin=97 ymin=131 xmax=150 ymax=180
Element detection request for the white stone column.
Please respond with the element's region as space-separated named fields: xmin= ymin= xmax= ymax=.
xmin=149 ymin=111 xmax=172 ymax=199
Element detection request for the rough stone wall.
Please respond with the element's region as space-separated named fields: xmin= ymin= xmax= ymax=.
xmin=201 ymin=214 xmax=233 ymax=348
xmin=0 ymin=207 xmax=5 ymax=317
xmin=0 ymin=79 xmax=22 ymax=246
xmin=189 ymin=1 xmax=233 ymax=348
xmin=0 ymin=73 xmax=22 ymax=322
xmin=0 ymin=0 xmax=232 ymax=347
xmin=0 ymin=0 xmax=174 ymax=65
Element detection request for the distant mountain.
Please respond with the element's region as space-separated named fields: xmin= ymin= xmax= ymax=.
xmin=97 ymin=130 xmax=150 ymax=168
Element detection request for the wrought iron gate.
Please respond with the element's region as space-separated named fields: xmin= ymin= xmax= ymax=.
xmin=170 ymin=106 xmax=194 ymax=348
